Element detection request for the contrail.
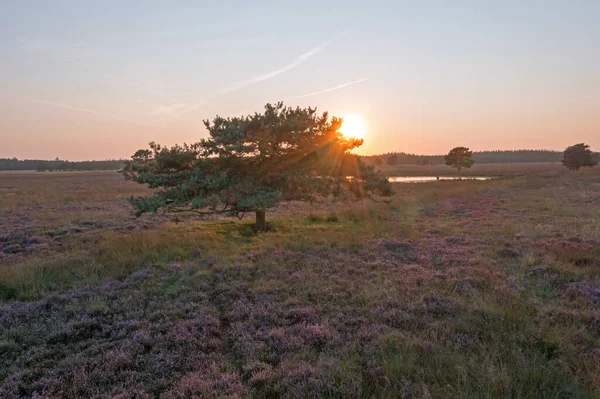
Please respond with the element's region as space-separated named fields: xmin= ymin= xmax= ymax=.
xmin=21 ymin=38 xmax=186 ymax=116
xmin=177 ymin=38 xmax=336 ymax=117
xmin=288 ymin=77 xmax=369 ymax=100
xmin=64 ymin=56 xmax=186 ymax=107
xmin=222 ymin=39 xmax=332 ymax=93
xmin=32 ymin=99 xmax=149 ymax=126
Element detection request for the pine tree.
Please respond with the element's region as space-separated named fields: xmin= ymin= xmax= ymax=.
xmin=445 ymin=147 xmax=475 ymax=171
xmin=562 ymin=143 xmax=598 ymax=170
xmin=386 ymin=154 xmax=399 ymax=166
xmin=123 ymin=103 xmax=393 ymax=230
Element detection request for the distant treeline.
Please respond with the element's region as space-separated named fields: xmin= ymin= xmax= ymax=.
xmin=0 ymin=150 xmax=572 ymax=171
xmin=365 ymin=150 xmax=564 ymax=165
xmin=0 ymin=158 xmax=125 ymax=171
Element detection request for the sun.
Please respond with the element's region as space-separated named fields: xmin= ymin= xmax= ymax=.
xmin=340 ymin=114 xmax=366 ymax=139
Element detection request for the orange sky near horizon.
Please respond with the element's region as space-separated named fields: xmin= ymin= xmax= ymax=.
xmin=2 ymin=95 xmax=597 ymax=160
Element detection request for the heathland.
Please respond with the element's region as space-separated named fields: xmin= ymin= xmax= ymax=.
xmin=1 ymin=164 xmax=599 ymax=398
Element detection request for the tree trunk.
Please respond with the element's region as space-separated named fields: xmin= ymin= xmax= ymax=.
xmin=255 ymin=210 xmax=266 ymax=231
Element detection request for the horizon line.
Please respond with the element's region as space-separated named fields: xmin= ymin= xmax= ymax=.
xmin=1 ymin=148 xmax=577 ymax=163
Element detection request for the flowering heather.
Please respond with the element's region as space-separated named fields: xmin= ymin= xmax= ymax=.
xmin=1 ymin=166 xmax=600 ymax=397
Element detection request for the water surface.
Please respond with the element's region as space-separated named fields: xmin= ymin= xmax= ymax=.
xmin=389 ymin=176 xmax=493 ymax=183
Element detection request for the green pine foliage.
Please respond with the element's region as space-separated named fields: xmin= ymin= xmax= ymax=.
xmin=386 ymin=154 xmax=399 ymax=165
xmin=122 ymin=103 xmax=393 ymax=228
xmin=445 ymin=147 xmax=475 ymax=171
xmin=561 ymin=143 xmax=598 ymax=170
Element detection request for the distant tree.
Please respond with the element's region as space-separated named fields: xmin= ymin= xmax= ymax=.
xmin=386 ymin=154 xmax=399 ymax=166
xmin=445 ymin=147 xmax=475 ymax=171
xmin=561 ymin=143 xmax=599 ymax=170
xmin=356 ymin=150 xmax=563 ymax=166
xmin=122 ymin=103 xmax=394 ymax=231
xmin=373 ymin=157 xmax=384 ymax=166
xmin=1 ymin=149 xmax=567 ymax=171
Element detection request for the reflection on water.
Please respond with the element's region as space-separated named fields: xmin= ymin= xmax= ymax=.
xmin=389 ymin=176 xmax=493 ymax=183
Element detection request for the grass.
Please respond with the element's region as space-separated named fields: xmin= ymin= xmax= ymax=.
xmin=1 ymin=164 xmax=600 ymax=397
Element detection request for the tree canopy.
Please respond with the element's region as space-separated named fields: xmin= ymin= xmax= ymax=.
xmin=445 ymin=147 xmax=475 ymax=171
xmin=562 ymin=143 xmax=599 ymax=170
xmin=123 ymin=103 xmax=393 ymax=230
xmin=386 ymin=154 xmax=399 ymax=166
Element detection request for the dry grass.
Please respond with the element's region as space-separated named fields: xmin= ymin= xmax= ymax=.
xmin=1 ymin=165 xmax=600 ymax=398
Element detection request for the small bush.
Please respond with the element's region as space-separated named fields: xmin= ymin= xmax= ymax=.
xmin=325 ymin=212 xmax=339 ymax=223
xmin=307 ymin=213 xmax=323 ymax=223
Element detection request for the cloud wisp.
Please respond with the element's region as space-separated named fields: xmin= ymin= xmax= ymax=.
xmin=287 ymin=77 xmax=369 ymax=100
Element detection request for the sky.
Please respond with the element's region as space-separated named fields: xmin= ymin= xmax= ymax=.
xmin=0 ymin=0 xmax=598 ymax=160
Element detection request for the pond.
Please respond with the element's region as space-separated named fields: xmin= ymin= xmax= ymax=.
xmin=389 ymin=176 xmax=494 ymax=183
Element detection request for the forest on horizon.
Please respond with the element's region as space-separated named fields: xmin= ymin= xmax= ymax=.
xmin=0 ymin=149 xmax=580 ymax=171
xmin=361 ymin=149 xmax=566 ymax=166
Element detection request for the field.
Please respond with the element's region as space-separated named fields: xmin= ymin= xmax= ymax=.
xmin=1 ymin=164 xmax=600 ymax=398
